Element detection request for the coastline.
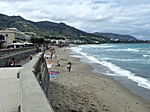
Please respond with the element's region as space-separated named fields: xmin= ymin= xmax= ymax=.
xmin=47 ymin=47 xmax=150 ymax=112
xmin=71 ymin=51 xmax=150 ymax=101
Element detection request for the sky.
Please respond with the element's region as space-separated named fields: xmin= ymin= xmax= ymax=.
xmin=0 ymin=0 xmax=150 ymax=40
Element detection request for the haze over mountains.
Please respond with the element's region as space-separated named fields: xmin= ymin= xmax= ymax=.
xmin=93 ymin=33 xmax=137 ymax=41
xmin=0 ymin=13 xmax=140 ymax=44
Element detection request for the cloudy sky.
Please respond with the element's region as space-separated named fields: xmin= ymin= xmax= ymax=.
xmin=0 ymin=0 xmax=150 ymax=40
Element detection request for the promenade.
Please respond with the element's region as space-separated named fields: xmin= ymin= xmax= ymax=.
xmin=0 ymin=47 xmax=54 ymax=112
xmin=0 ymin=67 xmax=22 ymax=112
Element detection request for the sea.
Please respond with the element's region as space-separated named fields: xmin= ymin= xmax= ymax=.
xmin=70 ymin=43 xmax=150 ymax=101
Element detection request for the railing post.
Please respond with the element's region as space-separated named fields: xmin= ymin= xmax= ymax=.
xmin=18 ymin=105 xmax=21 ymax=112
xmin=17 ymin=72 xmax=20 ymax=79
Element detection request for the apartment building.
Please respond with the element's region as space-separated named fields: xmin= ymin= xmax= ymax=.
xmin=0 ymin=28 xmax=31 ymax=48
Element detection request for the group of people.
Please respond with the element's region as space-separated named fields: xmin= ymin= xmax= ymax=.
xmin=56 ymin=60 xmax=72 ymax=72
xmin=8 ymin=53 xmax=33 ymax=67
xmin=49 ymin=46 xmax=72 ymax=72
xmin=8 ymin=58 xmax=22 ymax=67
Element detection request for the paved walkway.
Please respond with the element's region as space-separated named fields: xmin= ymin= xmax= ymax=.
xmin=0 ymin=67 xmax=22 ymax=112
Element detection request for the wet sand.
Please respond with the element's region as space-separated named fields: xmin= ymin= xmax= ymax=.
xmin=47 ymin=47 xmax=150 ymax=112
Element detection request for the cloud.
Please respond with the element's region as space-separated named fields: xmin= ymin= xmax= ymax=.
xmin=0 ymin=0 xmax=31 ymax=2
xmin=0 ymin=0 xmax=150 ymax=40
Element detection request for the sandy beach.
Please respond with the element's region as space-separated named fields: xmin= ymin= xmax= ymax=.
xmin=47 ymin=47 xmax=150 ymax=112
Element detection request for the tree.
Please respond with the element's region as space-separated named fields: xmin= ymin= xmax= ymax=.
xmin=30 ymin=36 xmax=45 ymax=44
xmin=30 ymin=36 xmax=36 ymax=43
xmin=39 ymin=38 xmax=44 ymax=43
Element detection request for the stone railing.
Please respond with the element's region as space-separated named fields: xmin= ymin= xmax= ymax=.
xmin=0 ymin=47 xmax=38 ymax=67
xmin=19 ymin=52 xmax=54 ymax=112
xmin=0 ymin=47 xmax=37 ymax=57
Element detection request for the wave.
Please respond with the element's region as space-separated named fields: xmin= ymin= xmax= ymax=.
xmin=79 ymin=44 xmax=114 ymax=48
xmin=99 ymin=61 xmax=150 ymax=89
xmin=70 ymin=47 xmax=82 ymax=53
xmin=70 ymin=55 xmax=83 ymax=58
xmin=143 ymin=55 xmax=150 ymax=57
xmin=99 ymin=44 xmax=114 ymax=48
xmin=106 ymin=48 xmax=139 ymax=52
xmin=102 ymin=58 xmax=150 ymax=64
xmin=71 ymin=47 xmax=150 ymax=90
xmin=102 ymin=58 xmax=140 ymax=62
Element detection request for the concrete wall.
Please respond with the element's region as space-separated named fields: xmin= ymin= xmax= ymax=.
xmin=19 ymin=53 xmax=54 ymax=112
xmin=0 ymin=48 xmax=37 ymax=67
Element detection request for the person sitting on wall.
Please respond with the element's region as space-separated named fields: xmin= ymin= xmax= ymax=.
xmin=10 ymin=58 xmax=16 ymax=67
xmin=10 ymin=58 xmax=22 ymax=67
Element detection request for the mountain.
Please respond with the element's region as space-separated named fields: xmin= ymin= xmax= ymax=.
xmin=0 ymin=13 xmax=139 ymax=44
xmin=0 ymin=14 xmax=106 ymax=44
xmin=93 ymin=32 xmax=138 ymax=42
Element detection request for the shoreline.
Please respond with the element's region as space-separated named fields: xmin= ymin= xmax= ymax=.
xmin=69 ymin=47 xmax=150 ymax=101
xmin=47 ymin=47 xmax=150 ymax=112
xmin=71 ymin=51 xmax=150 ymax=102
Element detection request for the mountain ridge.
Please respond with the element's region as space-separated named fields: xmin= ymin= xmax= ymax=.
xmin=0 ymin=13 xmax=139 ymax=43
xmin=93 ymin=32 xmax=137 ymax=41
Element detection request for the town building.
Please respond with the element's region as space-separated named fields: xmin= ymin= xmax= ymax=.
xmin=0 ymin=28 xmax=34 ymax=48
xmin=50 ymin=39 xmax=66 ymax=45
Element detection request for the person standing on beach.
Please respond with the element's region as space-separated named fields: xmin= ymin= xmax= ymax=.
xmin=67 ymin=62 xmax=72 ymax=72
xmin=56 ymin=61 xmax=60 ymax=66
xmin=50 ymin=48 xmax=55 ymax=59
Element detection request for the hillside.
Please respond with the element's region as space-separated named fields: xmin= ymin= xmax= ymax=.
xmin=0 ymin=13 xmax=140 ymax=43
xmin=0 ymin=14 xmax=106 ymax=44
xmin=93 ymin=32 xmax=138 ymax=42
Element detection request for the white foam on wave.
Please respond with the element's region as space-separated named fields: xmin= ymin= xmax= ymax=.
xmin=92 ymin=57 xmax=150 ymax=89
xmin=102 ymin=58 xmax=139 ymax=62
xmin=70 ymin=55 xmax=83 ymax=58
xmin=106 ymin=48 xmax=139 ymax=52
xmin=70 ymin=47 xmax=82 ymax=53
xmin=143 ymin=54 xmax=150 ymax=57
xmin=71 ymin=47 xmax=150 ymax=90
xmin=127 ymin=48 xmax=139 ymax=52
xmin=79 ymin=44 xmax=114 ymax=48
xmin=100 ymin=61 xmax=150 ymax=89
xmin=99 ymin=44 xmax=114 ymax=48
xmin=102 ymin=58 xmax=150 ymax=64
